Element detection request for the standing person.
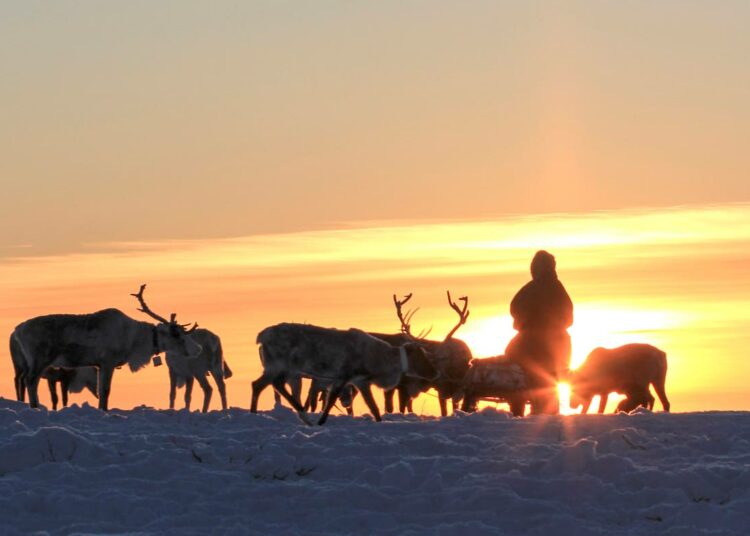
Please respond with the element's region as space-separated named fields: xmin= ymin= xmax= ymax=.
xmin=505 ymin=250 xmax=573 ymax=415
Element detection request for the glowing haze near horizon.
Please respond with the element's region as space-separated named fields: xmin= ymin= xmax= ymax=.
xmin=1 ymin=204 xmax=749 ymax=414
xmin=1 ymin=3 xmax=749 ymax=413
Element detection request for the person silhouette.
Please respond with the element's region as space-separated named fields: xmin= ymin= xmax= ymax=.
xmin=504 ymin=250 xmax=573 ymax=415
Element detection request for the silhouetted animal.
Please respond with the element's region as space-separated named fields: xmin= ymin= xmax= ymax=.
xmin=252 ymin=323 xmax=436 ymax=425
xmin=505 ymin=250 xmax=573 ymax=415
xmin=570 ymin=343 xmax=670 ymax=414
xmin=166 ymin=328 xmax=233 ymax=412
xmin=376 ymin=333 xmax=473 ymax=416
xmin=40 ymin=366 xmax=98 ymax=410
xmin=377 ymin=292 xmax=473 ymax=417
xmin=10 ymin=285 xmax=202 ymax=410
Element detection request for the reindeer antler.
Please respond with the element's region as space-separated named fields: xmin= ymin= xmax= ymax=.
xmin=445 ymin=290 xmax=470 ymax=340
xmin=392 ymin=293 xmax=432 ymax=339
xmin=130 ymin=284 xmax=174 ymax=325
xmin=393 ymin=293 xmax=415 ymax=336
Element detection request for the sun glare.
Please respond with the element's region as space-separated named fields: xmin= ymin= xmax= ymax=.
xmin=458 ymin=315 xmax=516 ymax=358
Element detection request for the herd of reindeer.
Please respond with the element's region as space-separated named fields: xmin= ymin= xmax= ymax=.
xmin=7 ymin=284 xmax=670 ymax=425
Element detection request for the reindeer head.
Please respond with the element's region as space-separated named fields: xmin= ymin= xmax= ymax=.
xmin=567 ymin=368 xmax=597 ymax=410
xmin=131 ymin=284 xmax=203 ymax=358
xmin=432 ymin=338 xmax=472 ymax=379
xmin=391 ymin=291 xmax=473 ymax=382
xmin=567 ymin=347 xmax=606 ymax=410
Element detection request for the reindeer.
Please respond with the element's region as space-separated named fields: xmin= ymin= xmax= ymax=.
xmin=570 ymin=343 xmax=670 ymax=414
xmin=251 ymin=323 xmax=437 ymax=425
xmin=40 ymin=366 xmax=98 ymax=410
xmin=374 ymin=292 xmax=473 ymax=417
xmin=10 ymin=284 xmax=202 ymax=410
xmin=166 ymin=328 xmax=233 ymax=412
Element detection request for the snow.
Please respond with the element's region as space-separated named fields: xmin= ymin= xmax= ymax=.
xmin=0 ymin=399 xmax=748 ymax=535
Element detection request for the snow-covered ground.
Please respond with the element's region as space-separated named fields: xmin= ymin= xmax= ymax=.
xmin=0 ymin=399 xmax=748 ymax=535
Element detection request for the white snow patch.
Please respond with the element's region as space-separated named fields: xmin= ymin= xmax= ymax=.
xmin=0 ymin=397 xmax=748 ymax=534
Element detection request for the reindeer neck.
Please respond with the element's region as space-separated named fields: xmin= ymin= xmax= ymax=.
xmin=370 ymin=347 xmax=405 ymax=390
xmin=398 ymin=347 xmax=410 ymax=374
xmin=128 ymin=321 xmax=160 ymax=371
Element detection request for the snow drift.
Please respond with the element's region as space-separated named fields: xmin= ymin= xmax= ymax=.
xmin=0 ymin=398 xmax=747 ymax=535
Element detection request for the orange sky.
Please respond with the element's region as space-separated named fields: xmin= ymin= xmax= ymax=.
xmin=2 ymin=203 xmax=749 ymax=413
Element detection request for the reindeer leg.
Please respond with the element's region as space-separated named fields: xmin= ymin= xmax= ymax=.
xmin=347 ymin=388 xmax=357 ymax=416
xmin=60 ymin=376 xmax=70 ymax=408
xmin=184 ymin=376 xmax=194 ymax=411
xmin=25 ymin=372 xmax=41 ymax=409
xmin=317 ymin=382 xmax=345 ymax=426
xmin=384 ymin=388 xmax=395 ymax=413
xmin=168 ymin=368 xmax=177 ymax=409
xmin=397 ymin=384 xmax=410 ymax=413
xmin=275 ymin=377 xmax=302 ymax=410
xmin=214 ymin=373 xmax=228 ymax=411
xmin=47 ymin=379 xmax=59 ymax=411
xmin=272 ymin=378 xmax=304 ymax=409
xmin=98 ymin=367 xmax=114 ymax=411
xmin=439 ymin=397 xmax=448 ymax=417
xmin=290 ymin=376 xmax=302 ymax=404
xmin=653 ymin=380 xmax=670 ymax=412
xmin=195 ymin=373 xmax=213 ymax=413
xmin=272 ymin=378 xmax=311 ymax=425
xmin=355 ymin=383 xmax=381 ymax=422
xmin=509 ymin=395 xmax=526 ymax=417
xmin=15 ymin=371 xmax=26 ymax=402
xmin=304 ymin=381 xmax=318 ymax=412
xmin=251 ymin=374 xmax=273 ymax=412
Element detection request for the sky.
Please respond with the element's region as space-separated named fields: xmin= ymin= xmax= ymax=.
xmin=1 ymin=2 xmax=749 ymax=413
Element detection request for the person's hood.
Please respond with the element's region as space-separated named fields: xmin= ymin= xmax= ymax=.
xmin=530 ymin=250 xmax=557 ymax=281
